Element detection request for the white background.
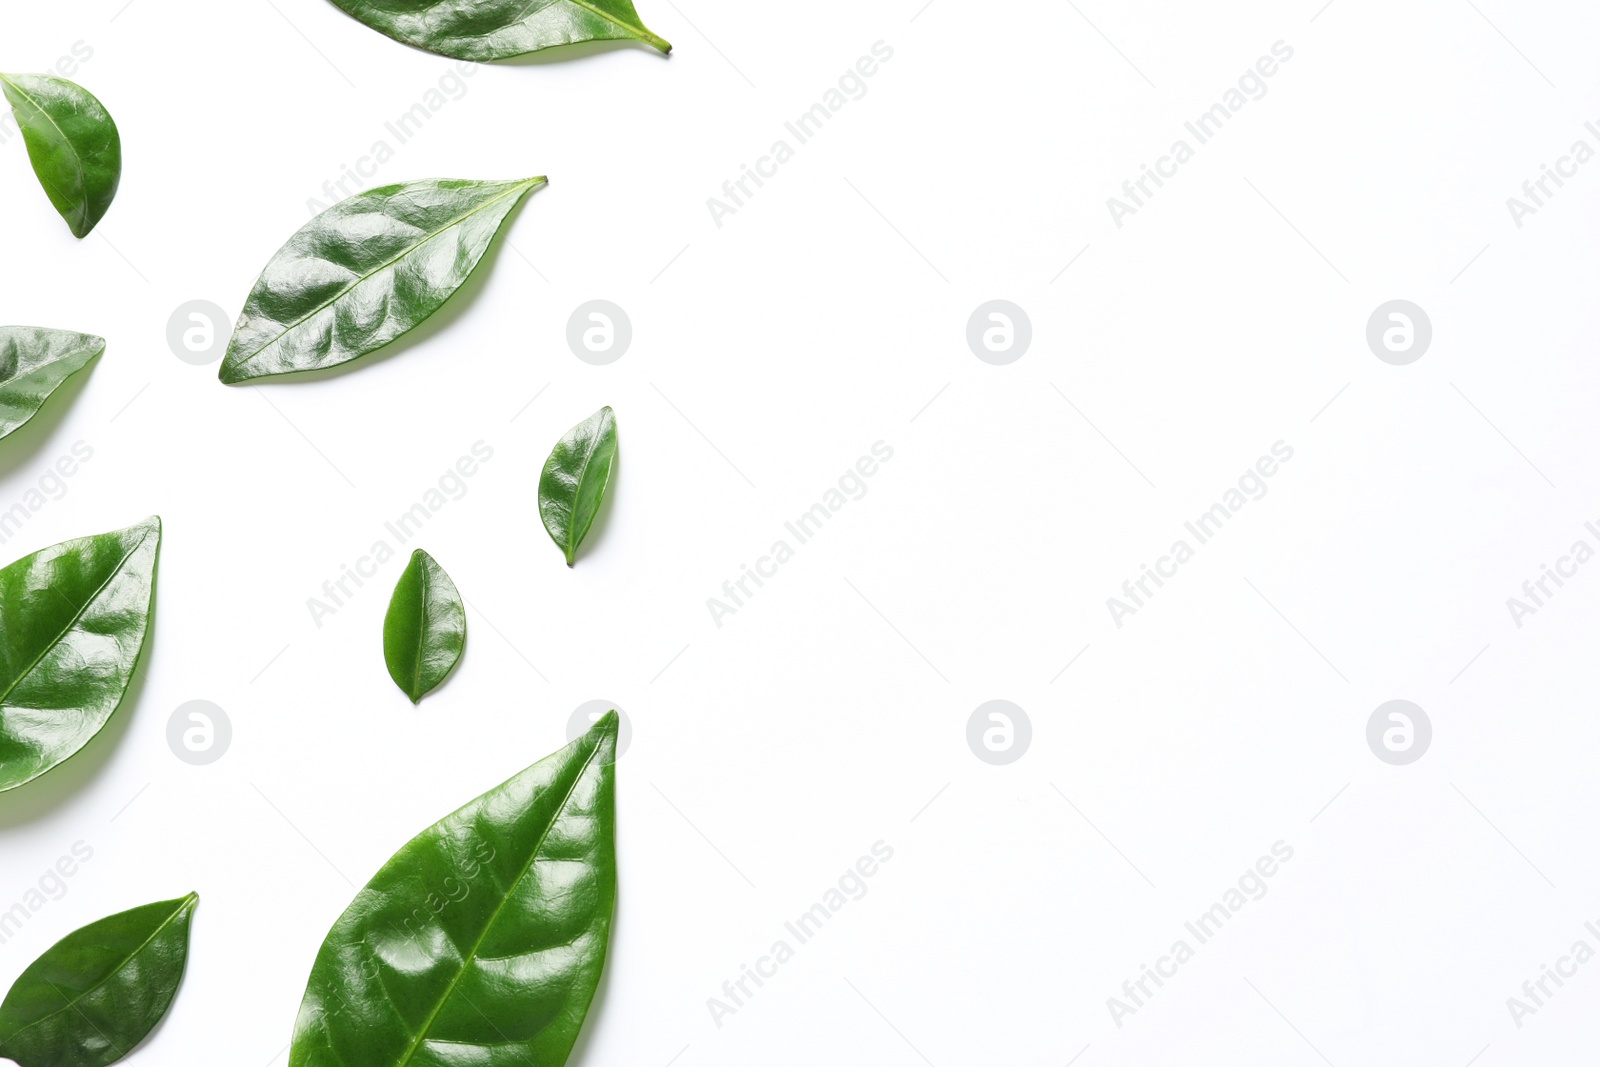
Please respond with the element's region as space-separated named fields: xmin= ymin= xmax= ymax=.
xmin=2 ymin=1 xmax=1599 ymax=1064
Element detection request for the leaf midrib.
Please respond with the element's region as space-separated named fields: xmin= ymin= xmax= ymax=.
xmin=0 ymin=74 xmax=89 ymax=232
xmin=0 ymin=895 xmax=195 ymax=1052
xmin=0 ymin=351 xmax=97 ymax=430
xmin=389 ymin=735 xmax=606 ymax=1067
xmin=0 ymin=525 xmax=153 ymax=709
xmin=563 ymin=418 xmax=610 ymax=560
xmin=409 ymin=557 xmax=431 ymax=701
xmin=231 ymin=178 xmax=543 ymax=375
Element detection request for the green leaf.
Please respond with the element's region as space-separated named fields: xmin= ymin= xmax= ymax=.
xmin=328 ymin=0 xmax=671 ymax=59
xmin=218 ymin=177 xmax=546 ymax=384
xmin=0 ymin=517 xmax=161 ymax=793
xmin=0 ymin=893 xmax=198 ymax=1067
xmin=0 ymin=74 xmax=121 ymax=239
xmin=289 ymin=711 xmax=619 ymax=1067
xmin=0 ymin=327 xmax=102 ymax=441
xmin=539 ymin=406 xmax=617 ymax=566
xmin=383 ymin=549 xmax=466 ymax=704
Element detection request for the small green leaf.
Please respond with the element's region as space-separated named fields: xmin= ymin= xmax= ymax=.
xmin=383 ymin=549 xmax=466 ymax=704
xmin=0 ymin=517 xmax=161 ymax=793
xmin=289 ymin=712 xmax=619 ymax=1067
xmin=328 ymin=0 xmax=671 ymax=59
xmin=0 ymin=327 xmax=102 ymax=441
xmin=539 ymin=406 xmax=617 ymax=566
xmin=0 ymin=893 xmax=198 ymax=1067
xmin=218 ymin=177 xmax=546 ymax=384
xmin=0 ymin=73 xmax=121 ymax=239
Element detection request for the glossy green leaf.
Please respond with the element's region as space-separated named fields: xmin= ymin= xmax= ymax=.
xmin=0 ymin=517 xmax=161 ymax=793
xmin=328 ymin=0 xmax=671 ymax=60
xmin=383 ymin=549 xmax=466 ymax=704
xmin=0 ymin=327 xmax=102 ymax=441
xmin=289 ymin=711 xmax=619 ymax=1067
xmin=218 ymin=176 xmax=546 ymax=384
xmin=539 ymin=406 xmax=617 ymax=566
xmin=0 ymin=74 xmax=121 ymax=238
xmin=0 ymin=893 xmax=197 ymax=1067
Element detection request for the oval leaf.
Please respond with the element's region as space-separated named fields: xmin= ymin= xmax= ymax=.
xmin=383 ymin=549 xmax=466 ymax=704
xmin=0 ymin=517 xmax=161 ymax=793
xmin=0 ymin=327 xmax=102 ymax=441
xmin=218 ymin=176 xmax=546 ymax=384
xmin=329 ymin=0 xmax=671 ymax=59
xmin=289 ymin=711 xmax=619 ymax=1067
xmin=539 ymin=406 xmax=617 ymax=566
xmin=0 ymin=74 xmax=121 ymax=239
xmin=0 ymin=893 xmax=198 ymax=1067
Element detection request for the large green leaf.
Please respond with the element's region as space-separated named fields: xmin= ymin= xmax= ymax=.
xmin=0 ymin=893 xmax=197 ymax=1067
xmin=539 ymin=406 xmax=617 ymax=566
xmin=0 ymin=73 xmax=121 ymax=239
xmin=383 ymin=549 xmax=466 ymax=704
xmin=290 ymin=711 xmax=619 ymax=1067
xmin=0 ymin=517 xmax=161 ymax=793
xmin=328 ymin=0 xmax=671 ymax=59
xmin=0 ymin=327 xmax=102 ymax=441
xmin=218 ymin=177 xmax=546 ymax=384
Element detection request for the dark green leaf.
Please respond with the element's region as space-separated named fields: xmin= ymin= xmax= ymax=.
xmin=218 ymin=177 xmax=546 ymax=384
xmin=289 ymin=711 xmax=619 ymax=1067
xmin=0 ymin=327 xmax=102 ymax=441
xmin=383 ymin=549 xmax=466 ymax=704
xmin=0 ymin=74 xmax=121 ymax=239
xmin=539 ymin=406 xmax=617 ymax=566
xmin=0 ymin=517 xmax=161 ymax=793
xmin=0 ymin=893 xmax=197 ymax=1067
xmin=328 ymin=0 xmax=671 ymax=59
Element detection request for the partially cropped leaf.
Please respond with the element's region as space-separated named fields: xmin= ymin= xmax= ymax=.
xmin=329 ymin=0 xmax=671 ymax=60
xmin=383 ymin=549 xmax=466 ymax=703
xmin=0 ymin=327 xmax=102 ymax=441
xmin=0 ymin=517 xmax=161 ymax=793
xmin=539 ymin=406 xmax=617 ymax=566
xmin=0 ymin=74 xmax=121 ymax=238
xmin=0 ymin=893 xmax=197 ymax=1067
xmin=289 ymin=712 xmax=619 ymax=1067
xmin=218 ymin=177 xmax=546 ymax=384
